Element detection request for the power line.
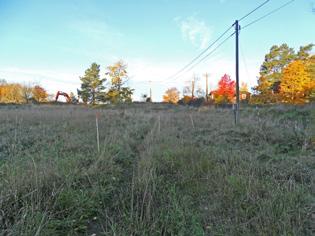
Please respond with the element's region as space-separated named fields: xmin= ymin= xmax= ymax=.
xmin=163 ymin=0 xmax=295 ymax=83
xmin=132 ymin=0 xmax=295 ymax=97
xmin=166 ymin=1 xmax=271 ymax=81
xmin=174 ymin=32 xmax=235 ymax=78
xmin=242 ymin=0 xmax=296 ymax=29
xmin=238 ymin=0 xmax=270 ymax=21
xmin=239 ymin=41 xmax=251 ymax=82
xmin=130 ymin=79 xmax=180 ymax=86
xmin=167 ymin=25 xmax=234 ymax=80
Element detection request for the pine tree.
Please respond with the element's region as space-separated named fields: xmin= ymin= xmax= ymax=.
xmin=257 ymin=44 xmax=296 ymax=95
xmin=297 ymin=43 xmax=314 ymax=61
xmin=78 ymin=63 xmax=105 ymax=104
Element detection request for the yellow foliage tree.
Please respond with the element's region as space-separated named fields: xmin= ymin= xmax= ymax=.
xmin=0 ymin=83 xmax=24 ymax=103
xmin=0 ymin=82 xmax=49 ymax=104
xmin=307 ymin=55 xmax=315 ymax=79
xmin=105 ymin=60 xmax=133 ymax=103
xmin=183 ymin=95 xmax=192 ymax=104
xmin=306 ymin=55 xmax=315 ymax=101
xmin=240 ymin=82 xmax=248 ymax=93
xmin=163 ymin=87 xmax=180 ymax=104
xmin=280 ymin=60 xmax=315 ymax=104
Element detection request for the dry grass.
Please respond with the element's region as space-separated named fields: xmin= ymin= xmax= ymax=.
xmin=0 ymin=103 xmax=314 ymax=235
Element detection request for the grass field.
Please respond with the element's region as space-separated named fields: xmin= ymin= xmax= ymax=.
xmin=0 ymin=104 xmax=314 ymax=235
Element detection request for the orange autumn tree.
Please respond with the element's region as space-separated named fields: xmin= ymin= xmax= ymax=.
xmin=212 ymin=74 xmax=235 ymax=104
xmin=163 ymin=87 xmax=180 ymax=104
xmin=280 ymin=60 xmax=315 ymax=104
xmin=32 ymin=85 xmax=48 ymax=102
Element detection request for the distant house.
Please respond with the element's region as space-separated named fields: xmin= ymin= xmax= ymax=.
xmin=240 ymin=91 xmax=251 ymax=102
xmin=209 ymin=90 xmax=251 ymax=103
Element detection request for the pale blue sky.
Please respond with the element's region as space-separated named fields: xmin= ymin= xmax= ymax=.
xmin=0 ymin=0 xmax=314 ymax=101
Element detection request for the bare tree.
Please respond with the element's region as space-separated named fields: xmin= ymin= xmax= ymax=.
xmin=21 ymin=83 xmax=33 ymax=103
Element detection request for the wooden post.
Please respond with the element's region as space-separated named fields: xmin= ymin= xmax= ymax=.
xmin=191 ymin=80 xmax=195 ymax=98
xmin=95 ymin=111 xmax=100 ymax=153
xmin=158 ymin=115 xmax=161 ymax=134
xmin=190 ymin=114 xmax=195 ymax=130
xmin=205 ymin=73 xmax=209 ymax=101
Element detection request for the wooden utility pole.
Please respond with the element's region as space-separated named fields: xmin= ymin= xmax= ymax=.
xmin=149 ymin=80 xmax=152 ymax=102
xmin=235 ymin=20 xmax=240 ymax=124
xmin=191 ymin=78 xmax=195 ymax=98
xmin=204 ymin=73 xmax=209 ymax=101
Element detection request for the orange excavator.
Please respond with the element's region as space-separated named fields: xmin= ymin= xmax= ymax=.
xmin=55 ymin=91 xmax=72 ymax=103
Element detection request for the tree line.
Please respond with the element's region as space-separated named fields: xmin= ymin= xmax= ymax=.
xmin=0 ymin=60 xmax=134 ymax=105
xmin=252 ymin=43 xmax=315 ymax=104
xmin=162 ymin=43 xmax=315 ymax=105
xmin=0 ymin=43 xmax=314 ymax=105
xmin=162 ymin=74 xmax=246 ymax=105
xmin=0 ymin=80 xmax=48 ymax=104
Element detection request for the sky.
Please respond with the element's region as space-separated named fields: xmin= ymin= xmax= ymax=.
xmin=0 ymin=0 xmax=314 ymax=101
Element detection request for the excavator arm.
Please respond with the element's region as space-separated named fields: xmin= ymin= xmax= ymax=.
xmin=55 ymin=91 xmax=71 ymax=103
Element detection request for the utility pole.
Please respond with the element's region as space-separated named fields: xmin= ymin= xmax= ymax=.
xmin=148 ymin=80 xmax=152 ymax=102
xmin=235 ymin=20 xmax=240 ymax=124
xmin=191 ymin=77 xmax=195 ymax=98
xmin=204 ymin=73 xmax=209 ymax=101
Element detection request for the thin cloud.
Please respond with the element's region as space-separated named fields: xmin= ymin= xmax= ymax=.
xmin=175 ymin=16 xmax=212 ymax=50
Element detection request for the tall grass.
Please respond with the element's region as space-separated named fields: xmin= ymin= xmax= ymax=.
xmin=0 ymin=104 xmax=314 ymax=235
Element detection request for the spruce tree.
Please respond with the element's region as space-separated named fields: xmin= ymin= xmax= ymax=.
xmin=78 ymin=63 xmax=105 ymax=104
